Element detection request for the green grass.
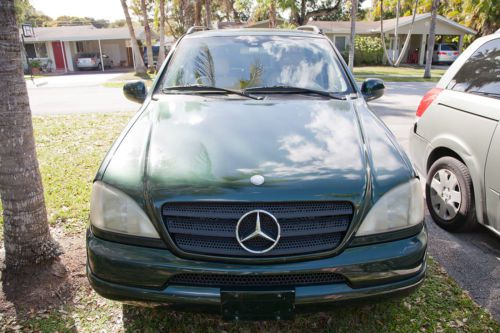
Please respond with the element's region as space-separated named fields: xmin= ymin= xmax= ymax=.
xmin=103 ymin=72 xmax=156 ymax=88
xmin=354 ymin=66 xmax=446 ymax=82
xmin=0 ymin=112 xmax=133 ymax=239
xmin=1 ymin=113 xmax=498 ymax=332
xmin=9 ymin=258 xmax=498 ymax=332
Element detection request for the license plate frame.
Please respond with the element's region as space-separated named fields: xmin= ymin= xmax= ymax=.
xmin=221 ymin=289 xmax=295 ymax=321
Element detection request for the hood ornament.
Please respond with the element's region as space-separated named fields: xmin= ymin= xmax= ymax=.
xmin=236 ymin=210 xmax=280 ymax=254
xmin=250 ymin=174 xmax=265 ymax=186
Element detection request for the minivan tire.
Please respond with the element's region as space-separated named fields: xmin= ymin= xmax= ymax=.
xmin=426 ymin=157 xmax=477 ymax=232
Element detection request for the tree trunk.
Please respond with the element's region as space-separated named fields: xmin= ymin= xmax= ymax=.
xmin=157 ymin=0 xmax=166 ymax=70
xmin=195 ymin=0 xmax=202 ymax=26
xmin=205 ymin=0 xmax=212 ymax=28
xmin=269 ymin=0 xmax=277 ymax=28
xmin=120 ymin=0 xmax=146 ymax=74
xmin=299 ymin=0 xmax=306 ymax=25
xmin=0 ymin=0 xmax=60 ymax=269
xmin=423 ymin=0 xmax=439 ymax=78
xmin=141 ymin=0 xmax=154 ymax=72
xmin=348 ymin=0 xmax=357 ymax=70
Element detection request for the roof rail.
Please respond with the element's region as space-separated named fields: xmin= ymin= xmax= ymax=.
xmin=186 ymin=26 xmax=210 ymax=34
xmin=296 ymin=25 xmax=322 ymax=34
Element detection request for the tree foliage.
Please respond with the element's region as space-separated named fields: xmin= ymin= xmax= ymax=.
xmin=370 ymin=0 xmax=498 ymax=36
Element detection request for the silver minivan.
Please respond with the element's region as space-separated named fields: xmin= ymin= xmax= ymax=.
xmin=410 ymin=33 xmax=500 ymax=235
xmin=432 ymin=43 xmax=459 ymax=64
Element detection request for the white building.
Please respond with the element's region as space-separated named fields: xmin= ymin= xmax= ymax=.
xmin=310 ymin=13 xmax=476 ymax=65
xmin=22 ymin=25 xmax=174 ymax=72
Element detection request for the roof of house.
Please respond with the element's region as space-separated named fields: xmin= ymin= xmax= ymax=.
xmin=245 ymin=18 xmax=286 ymax=28
xmin=311 ymin=13 xmax=476 ymax=35
xmin=23 ymin=25 xmax=161 ymax=42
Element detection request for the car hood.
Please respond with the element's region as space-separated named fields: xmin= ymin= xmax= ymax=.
xmin=101 ymin=95 xmax=412 ymax=208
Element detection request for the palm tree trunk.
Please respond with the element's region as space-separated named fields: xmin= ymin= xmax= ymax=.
xmin=0 ymin=0 xmax=60 ymax=269
xmin=348 ymin=0 xmax=357 ymax=70
xmin=141 ymin=0 xmax=154 ymax=72
xmin=157 ymin=0 xmax=166 ymax=70
xmin=269 ymin=0 xmax=277 ymax=28
xmin=424 ymin=0 xmax=439 ymax=78
xmin=205 ymin=0 xmax=212 ymax=28
xmin=195 ymin=0 xmax=202 ymax=26
xmin=120 ymin=0 xmax=146 ymax=74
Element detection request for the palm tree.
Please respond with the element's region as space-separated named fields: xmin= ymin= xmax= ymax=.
xmin=195 ymin=0 xmax=202 ymax=25
xmin=269 ymin=0 xmax=277 ymax=28
xmin=157 ymin=0 xmax=166 ymax=70
xmin=205 ymin=0 xmax=212 ymax=28
xmin=120 ymin=0 xmax=146 ymax=74
xmin=424 ymin=0 xmax=439 ymax=78
xmin=0 ymin=0 xmax=60 ymax=269
xmin=348 ymin=0 xmax=358 ymax=70
xmin=141 ymin=0 xmax=154 ymax=72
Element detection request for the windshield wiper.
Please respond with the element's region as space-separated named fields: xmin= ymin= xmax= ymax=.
xmin=243 ymin=85 xmax=346 ymax=100
xmin=163 ymin=85 xmax=262 ymax=100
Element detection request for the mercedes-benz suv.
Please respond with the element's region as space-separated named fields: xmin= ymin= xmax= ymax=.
xmin=87 ymin=27 xmax=427 ymax=320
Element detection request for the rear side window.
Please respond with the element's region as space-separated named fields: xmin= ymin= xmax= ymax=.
xmin=441 ymin=44 xmax=457 ymax=51
xmin=447 ymin=38 xmax=500 ymax=99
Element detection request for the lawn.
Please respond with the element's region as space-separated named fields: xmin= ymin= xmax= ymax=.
xmin=0 ymin=113 xmax=498 ymax=332
xmin=103 ymin=72 xmax=156 ymax=88
xmin=354 ymin=66 xmax=447 ymax=82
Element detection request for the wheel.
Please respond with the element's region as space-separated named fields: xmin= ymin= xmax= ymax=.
xmin=426 ymin=156 xmax=476 ymax=232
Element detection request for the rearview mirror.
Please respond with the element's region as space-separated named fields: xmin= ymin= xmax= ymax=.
xmin=361 ymin=78 xmax=385 ymax=101
xmin=123 ymin=81 xmax=147 ymax=104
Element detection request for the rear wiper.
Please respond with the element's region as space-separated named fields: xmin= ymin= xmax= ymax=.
xmin=163 ymin=85 xmax=262 ymax=100
xmin=243 ymin=85 xmax=346 ymax=100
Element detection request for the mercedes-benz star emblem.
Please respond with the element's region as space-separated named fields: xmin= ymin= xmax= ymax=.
xmin=236 ymin=210 xmax=280 ymax=254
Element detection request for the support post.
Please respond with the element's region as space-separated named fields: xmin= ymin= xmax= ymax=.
xmin=60 ymin=40 xmax=68 ymax=73
xmin=419 ymin=34 xmax=426 ymax=66
xmin=131 ymin=41 xmax=136 ymax=70
xmin=98 ymin=39 xmax=105 ymax=72
xmin=458 ymin=34 xmax=464 ymax=53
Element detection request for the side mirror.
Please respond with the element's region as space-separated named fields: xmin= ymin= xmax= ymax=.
xmin=123 ymin=81 xmax=147 ymax=104
xmin=361 ymin=78 xmax=385 ymax=101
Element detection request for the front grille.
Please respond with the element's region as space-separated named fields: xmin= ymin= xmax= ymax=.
xmin=162 ymin=201 xmax=353 ymax=258
xmin=168 ymin=272 xmax=345 ymax=288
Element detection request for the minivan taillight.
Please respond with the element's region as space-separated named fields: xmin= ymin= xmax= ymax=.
xmin=416 ymin=88 xmax=443 ymax=117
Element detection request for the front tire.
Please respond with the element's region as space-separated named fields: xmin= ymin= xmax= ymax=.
xmin=426 ymin=157 xmax=476 ymax=232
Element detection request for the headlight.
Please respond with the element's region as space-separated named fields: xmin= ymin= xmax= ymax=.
xmin=90 ymin=181 xmax=160 ymax=238
xmin=356 ymin=179 xmax=424 ymax=236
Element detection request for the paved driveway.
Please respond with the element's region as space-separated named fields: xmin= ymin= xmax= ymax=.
xmin=27 ymin=73 xmax=139 ymax=115
xmin=369 ymin=82 xmax=500 ymax=322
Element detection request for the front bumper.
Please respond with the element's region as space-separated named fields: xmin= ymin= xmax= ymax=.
xmin=87 ymin=226 xmax=427 ymax=315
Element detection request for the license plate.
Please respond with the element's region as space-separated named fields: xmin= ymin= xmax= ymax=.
xmin=221 ymin=289 xmax=295 ymax=321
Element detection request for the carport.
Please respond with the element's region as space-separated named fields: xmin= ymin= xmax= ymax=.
xmin=22 ymin=25 xmax=158 ymax=73
xmin=312 ymin=13 xmax=476 ymax=65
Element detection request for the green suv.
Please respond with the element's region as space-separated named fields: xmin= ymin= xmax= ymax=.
xmin=87 ymin=27 xmax=427 ymax=320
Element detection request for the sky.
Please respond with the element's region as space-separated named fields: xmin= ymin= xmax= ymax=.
xmin=30 ymin=0 xmax=126 ymax=21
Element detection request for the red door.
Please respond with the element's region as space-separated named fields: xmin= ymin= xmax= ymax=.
xmin=51 ymin=41 xmax=65 ymax=70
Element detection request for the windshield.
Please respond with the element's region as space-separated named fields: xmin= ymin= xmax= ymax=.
xmin=159 ymin=35 xmax=350 ymax=94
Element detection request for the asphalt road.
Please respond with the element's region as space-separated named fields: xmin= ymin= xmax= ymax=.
xmin=370 ymin=82 xmax=500 ymax=322
xmin=27 ymin=72 xmax=139 ymax=115
xmin=26 ymin=74 xmax=500 ymax=321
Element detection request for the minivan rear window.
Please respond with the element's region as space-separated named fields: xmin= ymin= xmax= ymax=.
xmin=440 ymin=44 xmax=457 ymax=51
xmin=447 ymin=38 xmax=500 ymax=99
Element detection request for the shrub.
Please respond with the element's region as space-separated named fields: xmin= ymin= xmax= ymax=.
xmin=354 ymin=36 xmax=384 ymax=66
xmin=28 ymin=59 xmax=42 ymax=68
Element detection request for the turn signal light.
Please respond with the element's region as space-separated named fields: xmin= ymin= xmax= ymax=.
xmin=416 ymin=88 xmax=443 ymax=117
